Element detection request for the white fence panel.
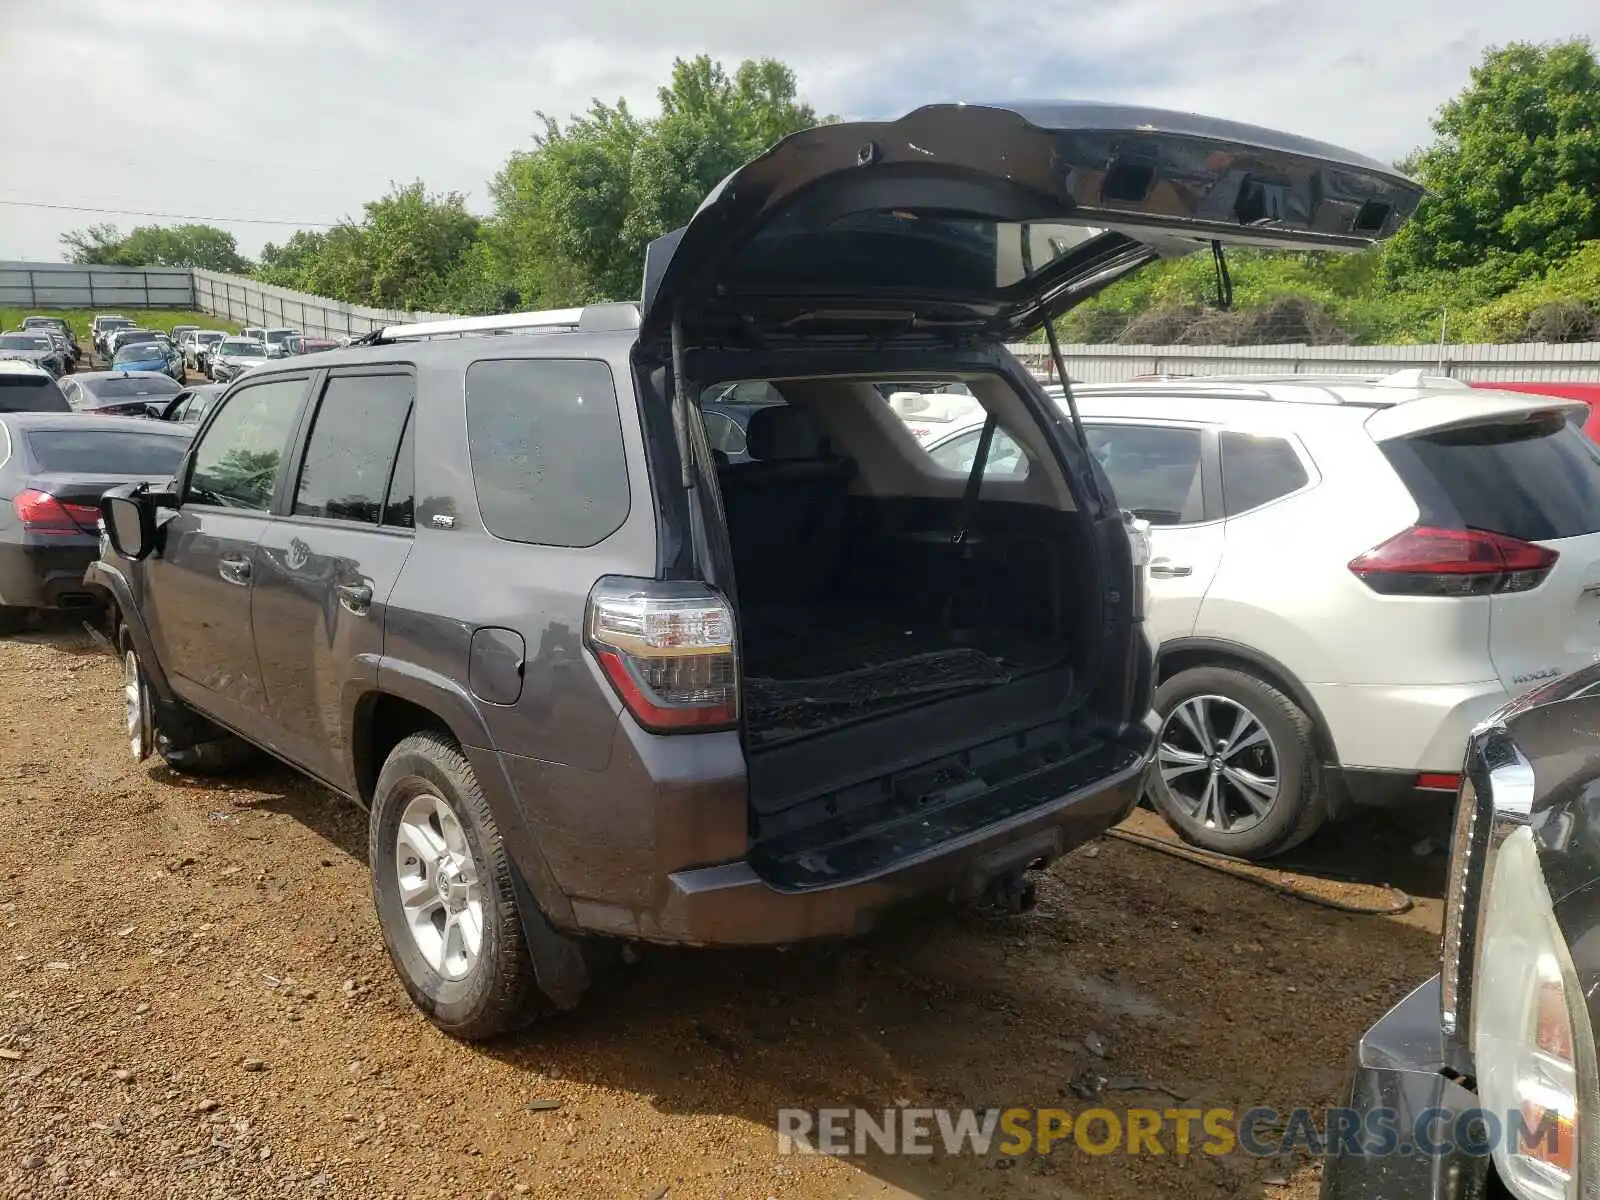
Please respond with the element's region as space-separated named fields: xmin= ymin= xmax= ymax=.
xmin=191 ymin=270 xmax=461 ymax=340
xmin=1003 ymin=340 xmax=1600 ymax=384
xmin=4 ymin=260 xmax=1597 ymax=378
xmin=0 ymin=261 xmax=195 ymax=310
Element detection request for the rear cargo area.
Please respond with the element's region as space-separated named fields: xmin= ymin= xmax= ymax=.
xmin=709 ymin=376 xmax=1128 ymax=886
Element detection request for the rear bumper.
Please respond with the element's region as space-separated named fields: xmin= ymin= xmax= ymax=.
xmin=1320 ymin=976 xmax=1490 ymax=1200
xmin=0 ymin=538 xmax=104 ymax=609
xmin=554 ymin=722 xmax=1153 ymax=947
xmin=1308 ymin=680 xmax=1508 ymax=775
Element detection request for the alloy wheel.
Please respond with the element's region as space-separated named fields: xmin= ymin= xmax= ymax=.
xmin=1156 ymin=694 xmax=1281 ymax=835
xmin=123 ymin=649 xmax=146 ymax=760
xmin=394 ymin=793 xmax=484 ymax=981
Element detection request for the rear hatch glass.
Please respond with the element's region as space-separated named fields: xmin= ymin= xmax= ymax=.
xmin=1382 ymin=414 xmax=1600 ymax=692
xmin=0 ymin=376 xmax=69 ymax=412
xmin=27 ymin=430 xmax=188 ymax=475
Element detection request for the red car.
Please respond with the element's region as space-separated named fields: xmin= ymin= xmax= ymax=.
xmin=1469 ymin=380 xmax=1600 ymax=441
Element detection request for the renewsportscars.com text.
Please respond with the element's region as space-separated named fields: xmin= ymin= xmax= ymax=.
xmin=776 ymin=1105 xmax=1563 ymax=1160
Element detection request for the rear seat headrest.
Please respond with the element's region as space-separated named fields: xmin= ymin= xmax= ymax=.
xmin=745 ymin=405 xmax=828 ymax=461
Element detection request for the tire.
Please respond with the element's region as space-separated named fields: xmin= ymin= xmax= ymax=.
xmin=117 ymin=625 xmax=155 ymax=760
xmin=0 ymin=606 xmax=30 ymax=635
xmin=1147 ymin=665 xmax=1326 ymax=860
xmin=369 ymin=731 xmax=550 ymax=1040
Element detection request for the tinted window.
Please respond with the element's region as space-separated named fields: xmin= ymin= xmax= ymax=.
xmin=383 ymin=409 xmax=415 ymax=529
xmin=187 ymin=378 xmax=305 ymax=511
xmin=293 ymin=374 xmax=414 ymax=523
xmin=27 ymin=430 xmax=186 ymax=474
xmin=113 ymin=344 xmax=165 ymax=362
xmin=1084 ymin=425 xmax=1205 ymax=525
xmin=1382 ymin=414 xmax=1600 ymax=542
xmin=0 ymin=335 xmax=52 ymax=350
xmin=1220 ymin=433 xmax=1309 ymax=516
xmin=0 ymin=376 xmax=69 ymax=413
xmin=465 ymin=359 xmax=629 ymax=547
xmin=729 ymin=211 xmax=1107 ymax=296
xmin=926 ymin=426 xmax=1030 ymax=479
xmin=82 ymin=376 xmax=180 ymax=399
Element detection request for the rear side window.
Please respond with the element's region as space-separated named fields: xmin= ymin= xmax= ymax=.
xmin=465 ymin=359 xmax=630 ymax=547
xmin=1084 ymin=424 xmax=1205 ymax=525
xmin=27 ymin=430 xmax=186 ymax=475
xmin=293 ymin=373 xmax=414 ymax=524
xmin=1382 ymin=415 xmax=1600 ymax=542
xmin=0 ymin=376 xmax=69 ymax=413
xmin=383 ymin=410 xmax=415 ymax=529
xmin=1220 ymin=433 xmax=1309 ymax=516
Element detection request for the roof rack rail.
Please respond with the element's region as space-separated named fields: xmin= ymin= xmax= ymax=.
xmin=366 ymin=301 xmax=640 ymax=345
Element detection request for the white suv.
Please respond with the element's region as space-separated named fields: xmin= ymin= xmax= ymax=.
xmin=927 ymin=371 xmax=1600 ymax=858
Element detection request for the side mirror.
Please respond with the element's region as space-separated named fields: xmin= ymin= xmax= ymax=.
xmin=144 ymin=402 xmax=167 ymax=419
xmin=102 ymin=489 xmax=156 ymax=561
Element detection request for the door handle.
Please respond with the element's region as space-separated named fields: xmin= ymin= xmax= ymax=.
xmin=336 ymin=582 xmax=373 ymax=616
xmin=1149 ymin=560 xmax=1193 ymax=579
xmin=218 ymin=556 xmax=251 ymax=586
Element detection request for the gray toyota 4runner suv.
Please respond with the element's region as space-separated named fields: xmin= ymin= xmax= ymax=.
xmin=88 ymin=101 xmax=1421 ymax=1039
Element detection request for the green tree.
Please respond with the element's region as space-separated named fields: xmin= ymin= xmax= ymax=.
xmin=61 ymin=222 xmax=252 ymax=271
xmin=360 ymin=181 xmax=481 ymax=310
xmin=257 ymin=230 xmax=329 ymax=288
xmin=59 ymin=223 xmax=126 ymax=264
xmin=1386 ymin=38 xmax=1600 ymax=277
xmin=490 ymin=56 xmax=824 ymax=307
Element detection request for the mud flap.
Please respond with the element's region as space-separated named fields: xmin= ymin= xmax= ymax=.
xmin=509 ymin=863 xmax=591 ymax=1011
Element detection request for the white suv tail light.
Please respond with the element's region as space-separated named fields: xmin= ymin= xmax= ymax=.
xmin=1348 ymin=525 xmax=1558 ymax=597
xmin=585 ymin=577 xmax=738 ymax=732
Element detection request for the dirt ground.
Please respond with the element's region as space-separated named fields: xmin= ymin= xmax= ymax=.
xmin=0 ymin=618 xmax=1448 ymax=1199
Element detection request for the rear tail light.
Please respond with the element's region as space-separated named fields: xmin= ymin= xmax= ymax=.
xmin=1417 ymin=772 xmax=1462 ymax=792
xmin=585 ymin=577 xmax=738 ymax=732
xmin=1349 ymin=525 xmax=1558 ymax=597
xmin=13 ymin=489 xmax=100 ymax=535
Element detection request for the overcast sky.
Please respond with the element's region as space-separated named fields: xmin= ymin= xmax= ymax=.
xmin=1 ymin=0 xmax=1596 ymax=262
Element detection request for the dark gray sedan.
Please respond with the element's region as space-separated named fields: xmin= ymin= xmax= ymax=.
xmin=0 ymin=413 xmax=189 ymax=631
xmin=59 ymin=371 xmax=183 ymax=417
xmin=0 ymin=331 xmax=68 ymax=377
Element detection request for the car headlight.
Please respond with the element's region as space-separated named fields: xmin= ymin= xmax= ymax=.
xmin=1473 ymin=823 xmax=1599 ymax=1199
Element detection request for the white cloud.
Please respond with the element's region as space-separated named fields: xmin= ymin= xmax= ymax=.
xmin=0 ymin=0 xmax=1594 ymax=261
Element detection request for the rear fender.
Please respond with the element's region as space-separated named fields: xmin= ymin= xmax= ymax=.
xmin=367 ymin=660 xmax=589 ymax=1007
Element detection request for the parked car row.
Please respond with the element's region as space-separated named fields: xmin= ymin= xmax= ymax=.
xmin=18 ymin=316 xmax=83 ymax=366
xmin=84 ymin=315 xmax=338 ymax=383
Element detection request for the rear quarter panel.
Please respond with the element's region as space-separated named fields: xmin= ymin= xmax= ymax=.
xmin=377 ymin=342 xmax=659 ymax=771
xmin=1196 ymin=409 xmax=1496 ymax=688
